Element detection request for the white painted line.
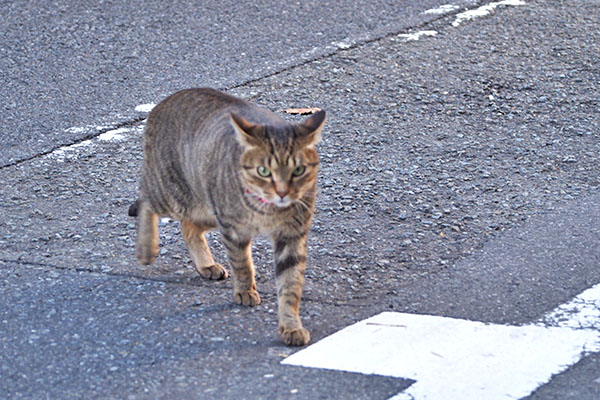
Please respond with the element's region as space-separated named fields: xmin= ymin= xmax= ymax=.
xmin=332 ymin=40 xmax=352 ymax=50
xmin=423 ymin=4 xmax=461 ymax=15
xmin=397 ymin=31 xmax=438 ymax=42
xmin=98 ymin=127 xmax=129 ymax=142
xmin=64 ymin=125 xmax=111 ymax=135
xmin=46 ymin=125 xmax=143 ymax=162
xmin=392 ymin=1 xmax=529 ymax=49
xmin=282 ymin=283 xmax=600 ymax=399
xmin=135 ymin=103 xmax=156 ymax=113
xmin=452 ymin=0 xmax=527 ymax=27
xmin=50 ymin=140 xmax=92 ymax=162
xmin=538 ymin=283 xmax=600 ymax=330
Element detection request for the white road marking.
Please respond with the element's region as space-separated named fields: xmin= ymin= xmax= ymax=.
xmin=135 ymin=103 xmax=156 ymax=113
xmin=332 ymin=40 xmax=353 ymax=50
xmin=47 ymin=125 xmax=143 ymax=162
xmin=48 ymin=102 xmax=156 ymax=162
xmin=63 ymin=124 xmax=113 ymax=136
xmin=423 ymin=4 xmax=461 ymax=15
xmin=45 ymin=0 xmax=524 ymax=162
xmin=397 ymin=31 xmax=438 ymax=42
xmin=50 ymin=140 xmax=93 ymax=162
xmin=282 ymin=283 xmax=600 ymax=399
xmin=452 ymin=0 xmax=527 ymax=27
xmin=538 ymin=283 xmax=600 ymax=330
xmin=98 ymin=127 xmax=129 ymax=141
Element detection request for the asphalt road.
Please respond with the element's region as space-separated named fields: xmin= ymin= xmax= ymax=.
xmin=0 ymin=0 xmax=477 ymax=167
xmin=1 ymin=0 xmax=599 ymax=399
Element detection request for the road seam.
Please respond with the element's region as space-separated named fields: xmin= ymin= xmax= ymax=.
xmin=0 ymin=256 xmax=220 ymax=286
xmin=0 ymin=117 xmax=146 ymax=169
xmin=1 ymin=0 xmax=514 ymax=170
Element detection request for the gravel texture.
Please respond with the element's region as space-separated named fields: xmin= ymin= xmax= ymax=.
xmin=230 ymin=0 xmax=600 ymax=302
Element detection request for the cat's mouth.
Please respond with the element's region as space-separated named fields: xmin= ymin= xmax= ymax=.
xmin=245 ymin=188 xmax=273 ymax=205
xmin=244 ymin=188 xmax=292 ymax=209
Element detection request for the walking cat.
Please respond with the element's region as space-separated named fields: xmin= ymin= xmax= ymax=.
xmin=130 ymin=88 xmax=326 ymax=346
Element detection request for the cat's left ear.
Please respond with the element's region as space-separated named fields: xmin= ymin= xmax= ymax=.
xmin=231 ymin=113 xmax=261 ymax=148
xmin=298 ymin=110 xmax=326 ymax=148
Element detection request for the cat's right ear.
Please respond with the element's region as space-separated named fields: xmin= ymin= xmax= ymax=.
xmin=231 ymin=113 xmax=261 ymax=149
xmin=298 ymin=109 xmax=326 ymax=148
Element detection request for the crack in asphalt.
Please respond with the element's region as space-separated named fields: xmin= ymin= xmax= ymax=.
xmin=0 ymin=116 xmax=147 ymax=169
xmin=225 ymin=4 xmax=475 ymax=91
xmin=0 ymin=256 xmax=210 ymax=286
xmin=0 ymin=1 xmax=478 ymax=171
xmin=0 ymin=257 xmax=377 ymax=310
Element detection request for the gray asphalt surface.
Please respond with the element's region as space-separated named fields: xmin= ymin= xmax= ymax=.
xmin=1 ymin=0 xmax=599 ymax=399
xmin=0 ymin=0 xmax=476 ymax=167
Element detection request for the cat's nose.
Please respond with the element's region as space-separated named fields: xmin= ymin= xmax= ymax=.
xmin=276 ymin=190 xmax=288 ymax=199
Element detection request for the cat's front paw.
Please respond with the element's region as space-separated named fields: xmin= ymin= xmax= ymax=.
xmin=196 ymin=263 xmax=229 ymax=280
xmin=136 ymin=244 xmax=158 ymax=265
xmin=233 ymin=290 xmax=261 ymax=307
xmin=279 ymin=326 xmax=310 ymax=346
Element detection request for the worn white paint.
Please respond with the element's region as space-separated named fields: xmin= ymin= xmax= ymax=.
xmin=64 ymin=125 xmax=109 ymax=135
xmin=332 ymin=41 xmax=352 ymax=50
xmin=538 ymin=283 xmax=600 ymax=330
xmin=402 ymin=1 xmax=528 ymax=47
xmin=47 ymin=125 xmax=142 ymax=162
xmin=423 ymin=4 xmax=461 ymax=15
xmin=282 ymin=283 xmax=600 ymax=399
xmin=397 ymin=31 xmax=438 ymax=42
xmin=98 ymin=127 xmax=128 ymax=141
xmin=135 ymin=103 xmax=156 ymax=113
xmin=64 ymin=126 xmax=91 ymax=135
xmin=452 ymin=0 xmax=527 ymax=27
xmin=50 ymin=140 xmax=92 ymax=161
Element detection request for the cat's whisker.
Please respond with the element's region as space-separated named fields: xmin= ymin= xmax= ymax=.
xmin=297 ymin=197 xmax=312 ymax=212
xmin=295 ymin=200 xmax=308 ymax=213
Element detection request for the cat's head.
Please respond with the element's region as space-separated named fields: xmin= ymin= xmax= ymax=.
xmin=231 ymin=110 xmax=326 ymax=209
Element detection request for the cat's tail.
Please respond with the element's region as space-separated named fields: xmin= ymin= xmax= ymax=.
xmin=128 ymin=199 xmax=140 ymax=217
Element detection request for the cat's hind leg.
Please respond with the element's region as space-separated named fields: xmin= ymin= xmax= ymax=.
xmin=182 ymin=220 xmax=228 ymax=280
xmin=135 ymin=201 xmax=159 ymax=265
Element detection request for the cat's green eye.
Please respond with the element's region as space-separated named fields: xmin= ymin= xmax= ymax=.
xmin=292 ymin=165 xmax=306 ymax=177
xmin=257 ymin=166 xmax=271 ymax=177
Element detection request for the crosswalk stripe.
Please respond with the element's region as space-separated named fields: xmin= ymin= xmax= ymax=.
xmin=282 ymin=284 xmax=600 ymax=399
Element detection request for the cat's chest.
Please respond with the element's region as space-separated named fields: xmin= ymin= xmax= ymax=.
xmin=224 ymin=209 xmax=293 ymax=238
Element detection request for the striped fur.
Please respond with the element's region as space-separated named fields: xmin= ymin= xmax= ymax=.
xmin=132 ymin=88 xmax=325 ymax=346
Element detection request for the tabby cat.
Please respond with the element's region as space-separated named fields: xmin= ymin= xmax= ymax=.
xmin=130 ymin=88 xmax=326 ymax=346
